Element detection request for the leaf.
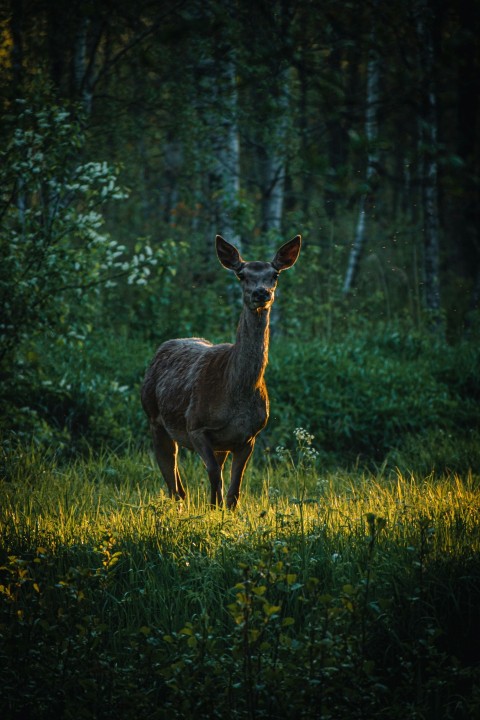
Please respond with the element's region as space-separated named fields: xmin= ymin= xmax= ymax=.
xmin=264 ymin=603 xmax=281 ymax=617
xmin=252 ymin=585 xmax=267 ymax=596
xmin=318 ymin=593 xmax=333 ymax=604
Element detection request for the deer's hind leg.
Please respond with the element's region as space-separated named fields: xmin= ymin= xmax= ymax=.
xmin=150 ymin=422 xmax=186 ymax=501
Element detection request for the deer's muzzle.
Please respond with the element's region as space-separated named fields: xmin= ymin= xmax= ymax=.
xmin=251 ymin=288 xmax=273 ymax=308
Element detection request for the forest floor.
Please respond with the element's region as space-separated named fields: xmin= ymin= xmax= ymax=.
xmin=1 ymin=447 xmax=479 ymax=719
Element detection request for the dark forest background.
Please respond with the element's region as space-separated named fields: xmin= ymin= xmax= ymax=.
xmin=1 ymin=0 xmax=479 ymax=474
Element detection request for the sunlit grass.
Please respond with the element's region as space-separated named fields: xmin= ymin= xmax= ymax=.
xmin=1 ymin=443 xmax=480 ymax=719
xmin=0 ymin=444 xmax=480 ymax=554
xmin=1 ymin=443 xmax=479 ymax=555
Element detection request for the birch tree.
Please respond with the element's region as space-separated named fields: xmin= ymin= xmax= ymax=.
xmin=343 ymin=25 xmax=380 ymax=295
xmin=261 ymin=81 xmax=290 ymax=240
xmin=214 ymin=55 xmax=241 ymax=248
xmin=414 ymin=0 xmax=441 ymax=324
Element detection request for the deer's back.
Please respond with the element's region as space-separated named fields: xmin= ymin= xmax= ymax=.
xmin=142 ymin=338 xmax=217 ymax=412
xmin=141 ymin=337 xmax=269 ymax=451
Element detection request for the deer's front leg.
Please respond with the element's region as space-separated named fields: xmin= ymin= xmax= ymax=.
xmin=189 ymin=430 xmax=224 ymax=507
xmin=227 ymin=440 xmax=255 ymax=510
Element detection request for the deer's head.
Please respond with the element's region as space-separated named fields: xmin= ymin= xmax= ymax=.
xmin=216 ymin=235 xmax=302 ymax=311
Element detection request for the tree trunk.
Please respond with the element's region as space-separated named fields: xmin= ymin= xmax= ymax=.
xmin=343 ymin=31 xmax=380 ymax=295
xmin=72 ymin=15 xmax=93 ymax=113
xmin=261 ymin=149 xmax=286 ymax=237
xmin=415 ymin=0 xmax=442 ymax=324
xmin=216 ymin=58 xmax=241 ymax=248
xmin=324 ymin=43 xmax=347 ymax=219
xmin=261 ymin=71 xmax=289 ymax=239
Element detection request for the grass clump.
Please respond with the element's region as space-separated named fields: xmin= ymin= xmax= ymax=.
xmin=1 ymin=439 xmax=479 ymax=719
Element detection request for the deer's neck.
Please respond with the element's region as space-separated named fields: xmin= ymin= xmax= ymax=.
xmin=231 ymin=306 xmax=270 ymax=390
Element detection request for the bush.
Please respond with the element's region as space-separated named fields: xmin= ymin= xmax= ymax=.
xmin=266 ymin=325 xmax=480 ymax=472
xmin=0 ymin=330 xmax=150 ymax=458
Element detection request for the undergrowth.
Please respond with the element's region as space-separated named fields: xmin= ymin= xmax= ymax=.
xmin=1 ymin=439 xmax=479 ymax=719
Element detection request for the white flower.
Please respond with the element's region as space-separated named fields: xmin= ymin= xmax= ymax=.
xmin=294 ymin=427 xmax=315 ymax=445
xmin=275 ymin=445 xmax=287 ymax=461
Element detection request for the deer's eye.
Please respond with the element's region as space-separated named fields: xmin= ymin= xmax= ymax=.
xmin=272 ymin=272 xmax=279 ymax=281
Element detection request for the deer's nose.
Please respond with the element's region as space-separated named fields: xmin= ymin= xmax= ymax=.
xmin=252 ymin=287 xmax=272 ymax=304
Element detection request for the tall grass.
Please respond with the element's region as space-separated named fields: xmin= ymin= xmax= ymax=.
xmin=1 ymin=442 xmax=479 ymax=719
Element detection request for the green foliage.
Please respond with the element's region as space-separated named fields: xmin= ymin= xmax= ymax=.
xmin=0 ymin=98 xmax=158 ymax=368
xmin=0 ymin=450 xmax=479 ymax=719
xmin=266 ymin=324 xmax=480 ymax=473
xmin=2 ymin=315 xmax=479 ymax=475
xmin=0 ymin=330 xmax=150 ymax=457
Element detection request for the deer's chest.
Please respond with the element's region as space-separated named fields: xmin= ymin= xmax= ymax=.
xmin=209 ymin=386 xmax=269 ymax=450
xmin=235 ymin=388 xmax=269 ymax=433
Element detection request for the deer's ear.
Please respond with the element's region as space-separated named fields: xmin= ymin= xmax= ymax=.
xmin=272 ymin=235 xmax=302 ymax=271
xmin=216 ymin=235 xmax=244 ymax=271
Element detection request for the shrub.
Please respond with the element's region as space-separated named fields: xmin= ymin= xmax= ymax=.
xmin=266 ymin=325 xmax=480 ymax=472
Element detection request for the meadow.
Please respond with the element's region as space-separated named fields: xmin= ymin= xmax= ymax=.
xmin=1 ymin=435 xmax=479 ymax=720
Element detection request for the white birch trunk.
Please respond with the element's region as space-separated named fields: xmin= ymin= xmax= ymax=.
xmin=262 ymin=152 xmax=286 ymax=236
xmin=261 ymin=72 xmax=289 ymax=238
xmin=217 ymin=59 xmax=241 ymax=249
xmin=260 ymin=71 xmax=291 ymax=331
xmin=73 ymin=15 xmax=94 ymax=114
xmin=343 ymin=38 xmax=380 ymax=295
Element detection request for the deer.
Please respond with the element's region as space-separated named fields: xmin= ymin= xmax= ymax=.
xmin=141 ymin=233 xmax=301 ymax=509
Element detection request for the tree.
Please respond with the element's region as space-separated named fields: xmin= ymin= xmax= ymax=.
xmin=0 ymin=100 xmax=157 ymax=367
xmin=342 ymin=21 xmax=380 ymax=295
xmin=414 ymin=0 xmax=441 ymax=324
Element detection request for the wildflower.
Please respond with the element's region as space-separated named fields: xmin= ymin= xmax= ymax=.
xmin=294 ymin=427 xmax=315 ymax=446
xmin=275 ymin=445 xmax=287 ymax=461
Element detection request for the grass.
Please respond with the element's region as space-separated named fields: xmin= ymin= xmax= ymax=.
xmin=1 ymin=439 xmax=480 ymax=719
